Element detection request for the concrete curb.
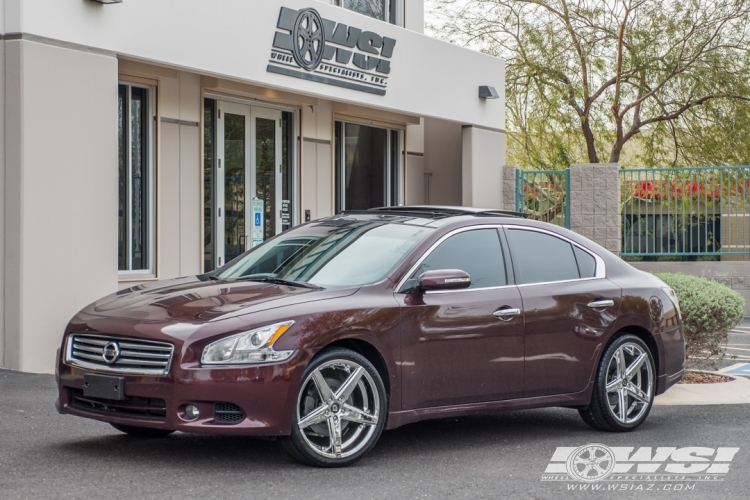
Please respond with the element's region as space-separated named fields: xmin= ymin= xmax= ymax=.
xmin=654 ymin=371 xmax=750 ymax=406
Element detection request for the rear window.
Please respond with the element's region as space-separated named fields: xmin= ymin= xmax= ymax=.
xmin=573 ymin=246 xmax=597 ymax=279
xmin=506 ymin=229 xmax=581 ymax=285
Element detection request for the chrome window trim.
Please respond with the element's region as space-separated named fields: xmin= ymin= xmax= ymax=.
xmin=65 ymin=334 xmax=174 ymax=376
xmin=395 ymin=223 xmax=607 ymax=293
xmin=503 ymin=224 xmax=607 ymax=282
xmin=395 ymin=224 xmax=508 ymax=293
xmin=425 ymin=284 xmax=517 ymax=295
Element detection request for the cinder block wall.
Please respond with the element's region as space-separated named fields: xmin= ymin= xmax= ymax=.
xmin=569 ymin=163 xmax=621 ymax=254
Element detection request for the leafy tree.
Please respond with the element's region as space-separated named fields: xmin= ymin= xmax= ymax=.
xmin=428 ymin=0 xmax=750 ymax=168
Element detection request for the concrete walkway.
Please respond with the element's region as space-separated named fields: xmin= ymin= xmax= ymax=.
xmin=654 ymin=372 xmax=750 ymax=406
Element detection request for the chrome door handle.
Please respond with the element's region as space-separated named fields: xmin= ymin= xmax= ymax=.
xmin=493 ymin=308 xmax=521 ymax=320
xmin=587 ymin=299 xmax=614 ymax=309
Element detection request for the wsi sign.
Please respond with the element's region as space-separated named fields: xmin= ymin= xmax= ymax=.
xmin=267 ymin=7 xmax=396 ymax=96
xmin=542 ymin=444 xmax=740 ymax=483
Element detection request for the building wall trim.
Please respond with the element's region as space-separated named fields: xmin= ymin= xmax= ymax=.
xmin=302 ymin=137 xmax=331 ymax=145
xmin=461 ymin=124 xmax=507 ymax=134
xmin=160 ymin=117 xmax=200 ymax=128
xmin=0 ymin=32 xmax=116 ymax=58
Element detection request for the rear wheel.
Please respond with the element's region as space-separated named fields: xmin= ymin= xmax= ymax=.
xmin=110 ymin=423 xmax=175 ymax=438
xmin=579 ymin=334 xmax=656 ymax=432
xmin=282 ymin=348 xmax=387 ymax=467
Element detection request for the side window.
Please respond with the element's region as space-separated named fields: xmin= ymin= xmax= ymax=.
xmin=506 ymin=229 xmax=580 ymax=284
xmin=573 ymin=246 xmax=597 ymax=278
xmin=410 ymin=229 xmax=507 ymax=289
xmin=118 ymin=83 xmax=155 ymax=275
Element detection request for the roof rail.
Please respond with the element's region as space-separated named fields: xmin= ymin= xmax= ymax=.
xmin=475 ymin=210 xmax=529 ymax=218
xmin=338 ymin=206 xmax=529 ymax=219
xmin=339 ymin=208 xmax=458 ymax=219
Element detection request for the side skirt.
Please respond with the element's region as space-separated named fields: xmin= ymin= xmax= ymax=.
xmin=385 ymin=384 xmax=594 ymax=430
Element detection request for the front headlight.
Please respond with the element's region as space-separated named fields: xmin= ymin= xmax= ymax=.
xmin=201 ymin=321 xmax=295 ymax=365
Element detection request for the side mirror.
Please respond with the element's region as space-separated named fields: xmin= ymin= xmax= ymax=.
xmin=418 ymin=269 xmax=472 ymax=292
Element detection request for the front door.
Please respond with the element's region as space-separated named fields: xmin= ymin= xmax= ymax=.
xmin=215 ymin=102 xmax=282 ymax=268
xmin=398 ymin=227 xmax=525 ymax=409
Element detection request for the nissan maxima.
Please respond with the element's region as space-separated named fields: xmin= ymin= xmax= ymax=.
xmin=56 ymin=206 xmax=685 ymax=467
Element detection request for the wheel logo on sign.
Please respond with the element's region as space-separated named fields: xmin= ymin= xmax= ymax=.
xmin=292 ymin=8 xmax=326 ymax=71
xmin=566 ymin=444 xmax=616 ymax=482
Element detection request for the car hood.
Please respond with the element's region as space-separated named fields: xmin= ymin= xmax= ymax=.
xmin=80 ymin=276 xmax=357 ymax=324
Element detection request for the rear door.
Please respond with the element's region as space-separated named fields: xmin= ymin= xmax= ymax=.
xmin=397 ymin=227 xmax=525 ymax=409
xmin=503 ymin=226 xmax=621 ymax=398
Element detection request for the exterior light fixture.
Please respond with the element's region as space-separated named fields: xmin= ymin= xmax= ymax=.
xmin=91 ymin=0 xmax=122 ymax=4
xmin=478 ymin=86 xmax=499 ymax=99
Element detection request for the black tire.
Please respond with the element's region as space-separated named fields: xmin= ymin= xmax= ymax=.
xmin=281 ymin=348 xmax=387 ymax=467
xmin=578 ymin=334 xmax=656 ymax=432
xmin=110 ymin=423 xmax=175 ymax=438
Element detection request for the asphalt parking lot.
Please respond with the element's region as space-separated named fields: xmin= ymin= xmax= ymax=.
xmin=1 ymin=369 xmax=749 ymax=500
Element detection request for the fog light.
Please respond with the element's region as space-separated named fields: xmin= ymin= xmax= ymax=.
xmin=184 ymin=405 xmax=200 ymax=420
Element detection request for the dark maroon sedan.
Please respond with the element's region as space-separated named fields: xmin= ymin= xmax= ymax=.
xmin=56 ymin=207 xmax=684 ymax=467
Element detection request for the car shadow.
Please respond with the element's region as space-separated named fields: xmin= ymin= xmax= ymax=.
xmin=47 ymin=407 xmax=648 ymax=470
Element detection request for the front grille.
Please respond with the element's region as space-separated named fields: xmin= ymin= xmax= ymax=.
xmin=70 ymin=389 xmax=167 ymax=420
xmin=66 ymin=334 xmax=174 ymax=375
xmin=214 ymin=402 xmax=245 ymax=424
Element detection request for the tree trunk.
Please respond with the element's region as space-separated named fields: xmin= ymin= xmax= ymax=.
xmin=609 ymin=140 xmax=623 ymax=163
xmin=581 ymin=117 xmax=599 ymax=163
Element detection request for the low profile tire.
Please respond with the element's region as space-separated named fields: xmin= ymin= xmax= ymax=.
xmin=282 ymin=348 xmax=387 ymax=467
xmin=578 ymin=334 xmax=656 ymax=432
xmin=110 ymin=423 xmax=175 ymax=438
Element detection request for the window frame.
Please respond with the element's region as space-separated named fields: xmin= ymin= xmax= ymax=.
xmin=334 ymin=0 xmax=404 ymax=26
xmin=335 ymin=119 xmax=404 ymax=213
xmin=502 ymin=225 xmax=606 ymax=286
xmin=396 ymin=225 xmax=513 ymax=294
xmin=118 ymin=81 xmax=156 ymax=277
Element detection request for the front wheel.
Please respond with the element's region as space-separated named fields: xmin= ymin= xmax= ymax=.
xmin=110 ymin=423 xmax=175 ymax=438
xmin=282 ymin=348 xmax=387 ymax=467
xmin=579 ymin=334 xmax=656 ymax=432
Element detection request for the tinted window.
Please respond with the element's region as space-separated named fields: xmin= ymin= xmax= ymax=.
xmin=506 ymin=229 xmax=579 ymax=284
xmin=574 ymin=246 xmax=597 ymax=278
xmin=410 ymin=229 xmax=506 ymax=289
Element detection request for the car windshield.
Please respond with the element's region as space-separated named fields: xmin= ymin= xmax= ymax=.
xmin=217 ymin=219 xmax=432 ymax=288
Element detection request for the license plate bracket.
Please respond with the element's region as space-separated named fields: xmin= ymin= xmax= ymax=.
xmin=83 ymin=374 xmax=126 ymax=401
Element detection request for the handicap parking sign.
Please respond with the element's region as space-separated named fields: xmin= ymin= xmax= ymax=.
xmin=252 ymin=199 xmax=264 ymax=247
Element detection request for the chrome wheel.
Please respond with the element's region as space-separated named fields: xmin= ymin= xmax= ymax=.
xmin=296 ymin=359 xmax=380 ymax=460
xmin=604 ymin=342 xmax=654 ymax=425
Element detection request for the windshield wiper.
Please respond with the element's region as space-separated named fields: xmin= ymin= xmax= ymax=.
xmin=238 ymin=277 xmax=324 ymax=290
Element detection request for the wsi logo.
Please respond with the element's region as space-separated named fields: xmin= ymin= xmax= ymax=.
xmin=267 ymin=7 xmax=396 ymax=96
xmin=542 ymin=444 xmax=740 ymax=482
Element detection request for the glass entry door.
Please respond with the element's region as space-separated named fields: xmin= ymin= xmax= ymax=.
xmin=215 ymin=102 xmax=282 ymax=268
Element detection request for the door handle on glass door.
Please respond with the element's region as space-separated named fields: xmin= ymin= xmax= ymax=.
xmin=587 ymin=299 xmax=614 ymax=309
xmin=493 ymin=308 xmax=521 ymax=320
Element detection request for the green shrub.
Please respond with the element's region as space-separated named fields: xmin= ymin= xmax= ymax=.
xmin=655 ymin=272 xmax=745 ymax=368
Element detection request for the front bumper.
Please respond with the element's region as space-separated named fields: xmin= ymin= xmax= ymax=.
xmin=56 ymin=355 xmax=304 ymax=436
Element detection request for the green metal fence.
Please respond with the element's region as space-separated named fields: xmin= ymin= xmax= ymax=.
xmin=620 ymin=166 xmax=750 ymax=257
xmin=515 ymin=169 xmax=570 ymax=228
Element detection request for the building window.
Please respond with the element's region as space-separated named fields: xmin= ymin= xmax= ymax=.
xmin=335 ymin=0 xmax=402 ymax=25
xmin=118 ymin=83 xmax=155 ymax=274
xmin=335 ymin=121 xmax=403 ymax=212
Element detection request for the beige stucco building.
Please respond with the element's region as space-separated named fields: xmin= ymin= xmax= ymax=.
xmin=0 ymin=0 xmax=506 ymax=372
